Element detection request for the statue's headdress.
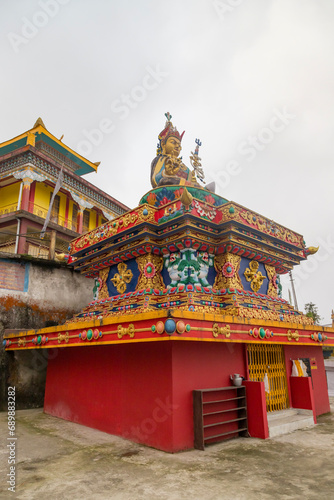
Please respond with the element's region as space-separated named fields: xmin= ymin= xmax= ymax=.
xmin=156 ymin=112 xmax=185 ymax=155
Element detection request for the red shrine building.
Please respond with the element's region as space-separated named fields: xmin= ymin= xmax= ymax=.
xmin=4 ymin=114 xmax=333 ymax=452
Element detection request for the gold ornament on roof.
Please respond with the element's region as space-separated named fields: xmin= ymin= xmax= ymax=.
xmin=265 ymin=264 xmax=278 ymax=298
xmin=26 ymin=131 xmax=36 ymax=147
xmin=213 ymin=253 xmax=242 ymax=290
xmin=111 ymin=262 xmax=133 ymax=294
xmin=189 ymin=139 xmax=205 ymax=185
xmin=136 ymin=253 xmax=164 ymax=290
xmin=33 ymin=117 xmax=46 ymax=128
xmin=306 ymin=246 xmax=319 ymax=255
xmin=244 ymin=260 xmax=266 ymax=292
xmin=98 ymin=268 xmax=110 ymax=300
xmin=180 ymin=188 xmax=193 ymax=207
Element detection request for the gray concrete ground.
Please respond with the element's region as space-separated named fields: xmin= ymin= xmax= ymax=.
xmin=1 ymin=400 xmax=334 ymax=500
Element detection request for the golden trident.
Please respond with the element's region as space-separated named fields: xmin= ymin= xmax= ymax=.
xmin=190 ymin=138 xmax=205 ymax=184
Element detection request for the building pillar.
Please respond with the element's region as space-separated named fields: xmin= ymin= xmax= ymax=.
xmin=77 ymin=208 xmax=84 ymax=234
xmin=28 ymin=181 xmax=36 ymax=213
xmin=17 ymin=219 xmax=28 ymax=254
xmin=20 ymin=178 xmax=33 ymax=212
xmin=65 ymin=197 xmax=70 ymax=229
xmin=48 ymin=230 xmax=57 ymax=260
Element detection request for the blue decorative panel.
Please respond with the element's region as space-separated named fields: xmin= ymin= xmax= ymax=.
xmin=239 ymin=257 xmax=268 ymax=294
xmin=161 ymin=267 xmax=171 ymax=288
xmin=107 ymin=259 xmax=140 ymax=296
xmin=207 ymin=265 xmax=216 ymax=287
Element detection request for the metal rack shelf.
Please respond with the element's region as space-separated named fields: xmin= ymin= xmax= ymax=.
xmin=193 ymin=386 xmax=248 ymax=450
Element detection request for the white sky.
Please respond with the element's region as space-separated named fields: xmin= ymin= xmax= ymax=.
xmin=1 ymin=0 xmax=333 ymax=323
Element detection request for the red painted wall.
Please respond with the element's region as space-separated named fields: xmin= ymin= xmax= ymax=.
xmin=171 ymin=341 xmax=246 ymax=450
xmin=44 ymin=340 xmax=246 ymax=452
xmin=284 ymin=345 xmax=330 ymax=416
xmin=290 ymin=376 xmax=317 ymax=423
xmin=243 ymin=380 xmax=269 ymax=439
xmin=45 ymin=342 xmax=174 ymax=451
xmin=28 ymin=181 xmax=36 ymax=211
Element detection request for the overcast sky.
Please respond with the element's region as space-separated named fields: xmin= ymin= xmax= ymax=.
xmin=1 ymin=0 xmax=334 ymax=323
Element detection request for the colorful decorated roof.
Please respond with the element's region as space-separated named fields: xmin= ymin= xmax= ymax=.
xmin=0 ymin=117 xmax=98 ymax=176
xmin=68 ymin=185 xmax=307 ymax=279
xmin=5 ymin=113 xmax=333 ymax=353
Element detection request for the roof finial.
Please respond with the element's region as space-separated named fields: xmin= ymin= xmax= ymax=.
xmin=33 ymin=117 xmax=46 ymax=128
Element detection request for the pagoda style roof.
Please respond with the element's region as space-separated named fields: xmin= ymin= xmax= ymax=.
xmin=4 ymin=184 xmax=334 ymax=352
xmin=0 ymin=117 xmax=98 ymax=176
xmin=68 ymin=186 xmax=306 ymax=278
xmin=4 ymin=113 xmax=333 ymax=353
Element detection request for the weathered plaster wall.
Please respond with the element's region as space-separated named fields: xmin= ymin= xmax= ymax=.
xmin=0 ymin=254 xmax=93 ymax=312
xmin=0 ymin=253 xmax=94 ymax=411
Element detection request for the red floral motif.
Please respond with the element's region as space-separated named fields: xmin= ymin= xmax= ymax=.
xmin=205 ymin=194 xmax=216 ymax=205
xmin=159 ymin=197 xmax=170 ymax=206
xmin=174 ymin=188 xmax=184 ymax=199
xmin=222 ymin=262 xmax=235 ymax=278
xmin=144 ymin=262 xmax=156 ymax=278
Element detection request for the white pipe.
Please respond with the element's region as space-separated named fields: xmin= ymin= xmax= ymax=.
xmin=17 ymin=181 xmax=23 ymax=211
xmin=14 ymin=217 xmax=21 ymax=254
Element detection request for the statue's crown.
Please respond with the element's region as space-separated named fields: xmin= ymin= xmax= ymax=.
xmin=157 ymin=112 xmax=185 ymax=154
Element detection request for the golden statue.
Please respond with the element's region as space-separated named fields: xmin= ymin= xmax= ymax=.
xmin=150 ymin=113 xmax=200 ymax=188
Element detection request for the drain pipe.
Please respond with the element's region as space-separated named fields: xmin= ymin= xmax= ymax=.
xmin=14 ymin=217 xmax=21 ymax=255
xmin=14 ymin=181 xmax=24 ymax=254
xmin=17 ymin=181 xmax=23 ymax=211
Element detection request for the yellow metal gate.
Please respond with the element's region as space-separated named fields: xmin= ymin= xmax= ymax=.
xmin=247 ymin=344 xmax=289 ymax=412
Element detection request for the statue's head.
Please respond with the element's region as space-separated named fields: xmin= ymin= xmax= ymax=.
xmin=157 ymin=112 xmax=184 ymax=156
xmin=161 ymin=136 xmax=182 ymax=157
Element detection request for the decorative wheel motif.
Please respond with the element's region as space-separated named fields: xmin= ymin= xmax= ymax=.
xmin=144 ymin=262 xmax=156 ymax=278
xmin=222 ymin=262 xmax=235 ymax=278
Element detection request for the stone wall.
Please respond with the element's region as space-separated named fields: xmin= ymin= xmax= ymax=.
xmin=0 ymin=253 xmax=94 ymax=411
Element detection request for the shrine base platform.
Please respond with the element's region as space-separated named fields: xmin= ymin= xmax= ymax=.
xmin=43 ymin=335 xmax=330 ymax=452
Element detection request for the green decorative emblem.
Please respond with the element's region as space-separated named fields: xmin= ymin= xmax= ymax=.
xmin=163 ymin=248 xmax=213 ymax=287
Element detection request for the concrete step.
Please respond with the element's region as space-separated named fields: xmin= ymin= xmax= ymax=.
xmin=268 ymin=409 xmax=314 ymax=438
xmin=267 ymin=408 xmax=299 ymax=422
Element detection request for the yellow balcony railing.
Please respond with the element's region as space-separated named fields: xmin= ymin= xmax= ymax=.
xmin=0 ymin=203 xmax=19 ymax=216
xmin=0 ymin=201 xmax=79 ymax=232
xmin=28 ymin=202 xmax=78 ymax=231
xmin=0 ymin=201 xmax=78 ymax=232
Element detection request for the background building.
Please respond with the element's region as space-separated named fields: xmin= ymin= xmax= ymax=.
xmin=0 ymin=117 xmax=129 ymax=258
xmin=0 ymin=118 xmax=128 ymax=411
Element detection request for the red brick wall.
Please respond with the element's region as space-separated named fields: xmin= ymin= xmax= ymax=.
xmin=0 ymin=260 xmax=26 ymax=291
